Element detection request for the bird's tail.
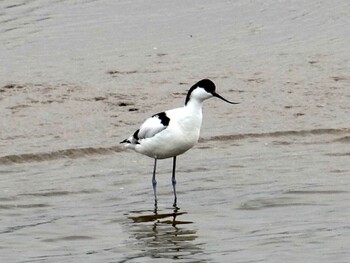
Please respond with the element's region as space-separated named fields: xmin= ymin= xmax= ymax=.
xmin=121 ymin=129 xmax=139 ymax=143
xmin=120 ymin=137 xmax=137 ymax=151
xmin=120 ymin=129 xmax=140 ymax=149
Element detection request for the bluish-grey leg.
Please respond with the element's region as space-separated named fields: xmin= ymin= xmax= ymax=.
xmin=172 ymin=156 xmax=177 ymax=208
xmin=152 ymin=158 xmax=158 ymax=210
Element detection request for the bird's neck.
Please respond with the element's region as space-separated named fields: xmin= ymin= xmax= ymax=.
xmin=184 ymin=98 xmax=204 ymax=113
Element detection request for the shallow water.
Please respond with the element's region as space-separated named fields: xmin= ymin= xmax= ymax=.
xmin=1 ymin=0 xmax=350 ymax=262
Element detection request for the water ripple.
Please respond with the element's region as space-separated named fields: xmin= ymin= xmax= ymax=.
xmin=1 ymin=127 xmax=349 ymax=165
xmin=0 ymin=146 xmax=123 ymax=165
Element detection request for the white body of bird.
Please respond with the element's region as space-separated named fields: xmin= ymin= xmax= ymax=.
xmin=122 ymin=86 xmax=215 ymax=159
xmin=136 ymin=106 xmax=202 ymax=159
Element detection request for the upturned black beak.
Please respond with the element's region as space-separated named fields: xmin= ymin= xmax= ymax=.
xmin=213 ymin=92 xmax=239 ymax=104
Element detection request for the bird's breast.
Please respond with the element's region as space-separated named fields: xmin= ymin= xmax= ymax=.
xmin=172 ymin=112 xmax=202 ymax=146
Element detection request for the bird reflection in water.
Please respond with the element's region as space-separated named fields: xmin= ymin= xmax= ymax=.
xmin=126 ymin=207 xmax=205 ymax=261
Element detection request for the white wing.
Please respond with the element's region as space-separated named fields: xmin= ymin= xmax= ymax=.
xmin=138 ymin=112 xmax=170 ymax=139
xmin=121 ymin=111 xmax=171 ymax=145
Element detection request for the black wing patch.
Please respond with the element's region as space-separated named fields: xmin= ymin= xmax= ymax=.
xmin=153 ymin=112 xmax=170 ymax=126
xmin=132 ymin=129 xmax=140 ymax=144
xmin=133 ymin=129 xmax=140 ymax=140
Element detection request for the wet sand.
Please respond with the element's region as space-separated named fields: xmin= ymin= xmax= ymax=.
xmin=1 ymin=0 xmax=350 ymax=262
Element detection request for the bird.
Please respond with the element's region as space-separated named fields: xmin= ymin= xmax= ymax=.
xmin=121 ymin=79 xmax=239 ymax=210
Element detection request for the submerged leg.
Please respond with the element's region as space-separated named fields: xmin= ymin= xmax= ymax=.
xmin=172 ymin=156 xmax=177 ymax=208
xmin=152 ymin=158 xmax=158 ymax=210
